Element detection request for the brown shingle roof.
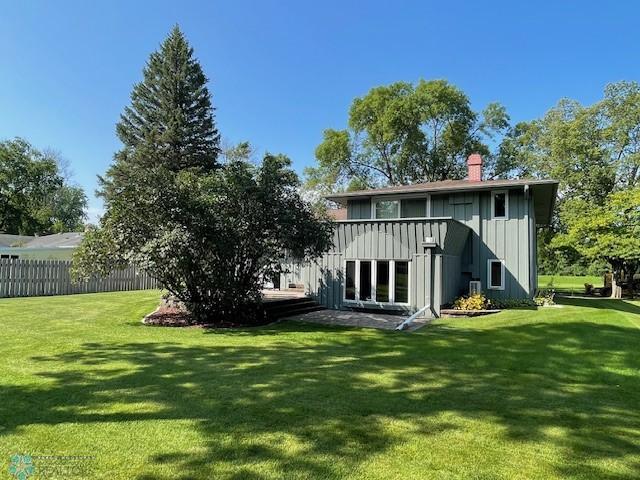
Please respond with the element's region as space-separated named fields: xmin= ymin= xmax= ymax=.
xmin=325 ymin=178 xmax=558 ymax=203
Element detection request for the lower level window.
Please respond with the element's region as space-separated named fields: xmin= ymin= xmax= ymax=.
xmin=395 ymin=261 xmax=409 ymax=303
xmin=376 ymin=261 xmax=390 ymax=302
xmin=344 ymin=259 xmax=410 ymax=304
xmin=359 ymin=261 xmax=372 ymax=301
xmin=488 ymin=259 xmax=505 ymax=290
xmin=345 ymin=261 xmax=356 ymax=300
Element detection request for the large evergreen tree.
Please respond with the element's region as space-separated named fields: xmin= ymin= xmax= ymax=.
xmin=74 ymin=28 xmax=332 ymax=324
xmin=115 ymin=25 xmax=220 ymax=172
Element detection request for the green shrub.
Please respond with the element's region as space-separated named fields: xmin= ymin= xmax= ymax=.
xmin=488 ymin=298 xmax=536 ymax=309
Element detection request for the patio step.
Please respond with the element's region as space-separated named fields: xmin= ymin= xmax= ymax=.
xmin=264 ymin=297 xmax=325 ymax=320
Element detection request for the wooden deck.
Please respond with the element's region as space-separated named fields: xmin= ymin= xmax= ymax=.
xmin=262 ymin=288 xmax=307 ymax=302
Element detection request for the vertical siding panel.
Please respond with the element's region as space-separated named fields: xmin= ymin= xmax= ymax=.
xmin=364 ymin=223 xmax=371 ymax=259
xmin=400 ymin=222 xmax=408 ymax=258
xmin=371 ymin=223 xmax=379 ymax=259
xmin=392 ymin=223 xmax=400 ymax=259
xmin=408 ymin=223 xmax=417 ymax=255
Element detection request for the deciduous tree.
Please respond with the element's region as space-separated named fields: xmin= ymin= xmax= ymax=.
xmin=0 ymin=138 xmax=87 ymax=234
xmin=553 ymin=188 xmax=640 ymax=298
xmin=305 ymin=79 xmax=509 ymax=192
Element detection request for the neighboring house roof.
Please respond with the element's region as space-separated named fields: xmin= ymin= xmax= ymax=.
xmin=0 ymin=234 xmax=34 ymax=247
xmin=24 ymin=232 xmax=84 ymax=248
xmin=0 ymin=232 xmax=84 ymax=249
xmin=325 ymin=178 xmax=559 ymax=225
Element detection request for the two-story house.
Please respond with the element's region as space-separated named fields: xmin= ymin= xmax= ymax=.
xmin=281 ymin=154 xmax=558 ymax=317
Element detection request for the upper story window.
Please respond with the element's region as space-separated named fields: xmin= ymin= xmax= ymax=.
xmin=492 ymin=190 xmax=508 ymax=219
xmin=372 ymin=197 xmax=429 ymax=219
xmin=401 ymin=198 xmax=427 ymax=218
xmin=374 ymin=200 xmax=399 ymax=219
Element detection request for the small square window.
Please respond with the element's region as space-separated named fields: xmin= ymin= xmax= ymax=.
xmin=492 ymin=191 xmax=508 ymax=219
xmin=488 ymin=260 xmax=505 ymax=290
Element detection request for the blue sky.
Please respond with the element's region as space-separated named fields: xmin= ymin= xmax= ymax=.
xmin=1 ymin=1 xmax=639 ymax=220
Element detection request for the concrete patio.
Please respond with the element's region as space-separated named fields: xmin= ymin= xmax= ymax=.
xmin=282 ymin=309 xmax=430 ymax=332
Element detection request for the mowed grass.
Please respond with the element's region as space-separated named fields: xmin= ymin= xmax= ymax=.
xmin=1 ymin=291 xmax=640 ymax=479
xmin=539 ymin=274 xmax=603 ymax=294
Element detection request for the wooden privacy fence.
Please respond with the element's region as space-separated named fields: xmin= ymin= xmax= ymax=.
xmin=0 ymin=259 xmax=157 ymax=298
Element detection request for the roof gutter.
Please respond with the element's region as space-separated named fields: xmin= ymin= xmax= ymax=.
xmin=326 ymin=180 xmax=559 ymax=204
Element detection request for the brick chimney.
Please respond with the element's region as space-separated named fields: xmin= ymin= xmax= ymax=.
xmin=467 ymin=153 xmax=483 ymax=182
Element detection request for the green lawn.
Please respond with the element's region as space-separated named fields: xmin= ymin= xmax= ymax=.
xmin=1 ymin=291 xmax=640 ymax=479
xmin=539 ymin=274 xmax=603 ymax=294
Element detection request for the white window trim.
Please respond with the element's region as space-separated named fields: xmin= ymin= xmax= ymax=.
xmin=343 ymin=259 xmax=410 ymax=306
xmin=487 ymin=259 xmax=506 ymax=290
xmin=371 ymin=195 xmax=431 ymax=219
xmin=372 ymin=199 xmax=400 ymax=220
xmin=491 ymin=190 xmax=509 ymax=219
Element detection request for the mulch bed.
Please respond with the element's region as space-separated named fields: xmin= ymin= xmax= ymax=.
xmin=142 ymin=306 xmax=200 ymax=327
xmin=440 ymin=308 xmax=502 ymax=317
xmin=142 ymin=305 xmax=272 ymax=329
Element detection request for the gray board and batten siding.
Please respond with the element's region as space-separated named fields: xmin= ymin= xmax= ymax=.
xmin=283 ymin=185 xmax=539 ymax=317
xmin=281 ymin=218 xmax=470 ymax=317
xmin=346 ymin=188 xmax=537 ymax=301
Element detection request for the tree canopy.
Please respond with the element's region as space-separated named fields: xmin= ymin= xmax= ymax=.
xmin=115 ymin=25 xmax=220 ymax=173
xmin=73 ymin=27 xmax=332 ymax=324
xmin=497 ymin=81 xmax=640 ymax=277
xmin=553 ymin=188 xmax=640 ymax=297
xmin=305 ymin=79 xmax=509 ymax=193
xmin=0 ymin=138 xmax=87 ymax=235
xmin=497 ymin=81 xmax=640 ymax=202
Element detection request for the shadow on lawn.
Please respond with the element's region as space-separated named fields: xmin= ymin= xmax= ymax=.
xmin=2 ymin=319 xmax=640 ymax=479
xmin=558 ymin=296 xmax=640 ymax=316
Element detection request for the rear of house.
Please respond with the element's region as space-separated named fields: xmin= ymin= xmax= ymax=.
xmin=282 ymin=155 xmax=558 ymax=317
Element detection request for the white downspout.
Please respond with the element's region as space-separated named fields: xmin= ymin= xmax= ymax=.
xmin=395 ymin=304 xmax=431 ymax=331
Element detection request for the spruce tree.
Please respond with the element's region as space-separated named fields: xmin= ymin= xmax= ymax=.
xmin=74 ymin=28 xmax=332 ymax=325
xmin=116 ymin=25 xmax=220 ymax=171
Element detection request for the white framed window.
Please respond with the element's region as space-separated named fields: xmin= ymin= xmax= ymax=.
xmin=487 ymin=259 xmax=505 ymax=290
xmin=491 ymin=190 xmax=508 ymax=219
xmin=372 ymin=195 xmax=430 ymax=219
xmin=374 ymin=200 xmax=400 ymax=219
xmin=344 ymin=259 xmax=410 ymax=305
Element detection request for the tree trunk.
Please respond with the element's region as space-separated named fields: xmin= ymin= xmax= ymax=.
xmin=610 ymin=264 xmax=623 ymax=299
